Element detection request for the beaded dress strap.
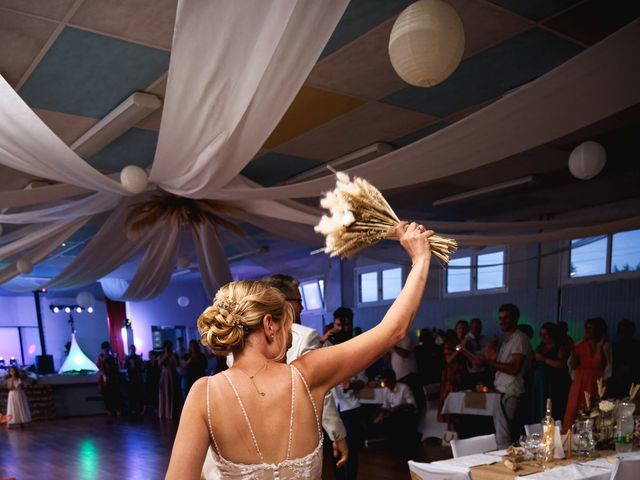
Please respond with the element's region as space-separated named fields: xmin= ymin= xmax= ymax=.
xmin=290 ymin=365 xmax=322 ymax=438
xmin=206 ymin=376 xmax=222 ymax=455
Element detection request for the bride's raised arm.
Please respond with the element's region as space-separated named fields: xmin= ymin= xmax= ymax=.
xmin=294 ymin=222 xmax=434 ymax=392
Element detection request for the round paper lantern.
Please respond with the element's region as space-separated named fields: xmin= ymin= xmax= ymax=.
xmin=389 ymin=0 xmax=465 ymax=88
xmin=120 ymin=165 xmax=148 ymax=194
xmin=76 ymin=291 xmax=96 ymax=309
xmin=16 ymin=258 xmax=33 ymax=274
xmin=568 ymin=141 xmax=607 ymax=180
xmin=177 ymin=296 xmax=190 ymax=307
xmin=177 ymin=255 xmax=190 ymax=269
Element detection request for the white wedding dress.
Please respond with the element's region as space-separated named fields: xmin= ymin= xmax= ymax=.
xmin=203 ymin=365 xmax=323 ymax=480
xmin=7 ymin=378 xmax=32 ymax=424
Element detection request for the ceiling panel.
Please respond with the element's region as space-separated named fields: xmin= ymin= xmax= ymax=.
xmin=242 ymin=152 xmax=323 ymax=187
xmin=0 ymin=0 xmax=76 ymax=21
xmin=381 ymin=28 xmax=583 ymax=117
xmin=69 ymin=0 xmax=177 ymax=50
xmin=86 ymin=127 xmax=158 ymax=172
xmin=0 ymin=10 xmax=57 ymax=86
xmin=275 ymin=101 xmax=437 ymax=161
xmin=18 ymin=26 xmax=170 ymax=118
xmin=488 ymin=0 xmax=581 ymax=21
xmin=33 ymin=108 xmax=98 ymax=145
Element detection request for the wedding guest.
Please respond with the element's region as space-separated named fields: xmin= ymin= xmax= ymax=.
xmin=176 ymin=337 xmax=188 ymax=398
xmin=373 ymin=369 xmax=417 ymax=458
xmin=610 ymin=319 xmax=640 ymax=398
xmin=463 ymin=318 xmax=490 ymax=389
xmin=391 ymin=325 xmax=424 ymax=409
xmin=438 ymin=326 xmax=467 ymax=425
xmin=183 ymin=340 xmax=208 ymax=397
xmin=531 ymin=323 xmax=570 ymax=422
xmin=414 ymin=328 xmax=443 ymax=386
xmin=321 ymin=307 xmax=354 ymax=346
xmin=159 ymin=340 xmax=182 ymax=420
xmin=97 ymin=341 xmax=121 ymax=415
xmin=6 ymin=367 xmax=31 ymax=428
xmin=475 ymin=304 xmax=531 ymax=448
xmin=143 ymin=350 xmax=160 ymax=416
xmin=124 ymin=344 xmax=144 ymax=416
xmin=563 ymin=317 xmax=609 ymax=432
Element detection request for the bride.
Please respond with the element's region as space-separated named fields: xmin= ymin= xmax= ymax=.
xmin=165 ymin=222 xmax=433 ymax=479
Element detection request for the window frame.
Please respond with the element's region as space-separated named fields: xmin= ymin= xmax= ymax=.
xmin=298 ymin=277 xmax=325 ymax=313
xmin=443 ymin=246 xmax=508 ymax=297
xmin=563 ymin=229 xmax=640 ymax=284
xmin=355 ymin=263 xmax=406 ymax=307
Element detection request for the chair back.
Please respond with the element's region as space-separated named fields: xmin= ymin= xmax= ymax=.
xmin=407 ymin=461 xmax=468 ymax=480
xmin=611 ymin=457 xmax=640 ymax=480
xmin=450 ymin=434 xmax=497 ymax=458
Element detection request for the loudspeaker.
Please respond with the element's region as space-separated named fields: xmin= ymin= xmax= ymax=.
xmin=35 ymin=354 xmax=54 ymax=375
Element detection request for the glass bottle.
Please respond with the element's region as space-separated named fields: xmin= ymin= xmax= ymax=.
xmin=542 ymin=398 xmax=555 ymax=461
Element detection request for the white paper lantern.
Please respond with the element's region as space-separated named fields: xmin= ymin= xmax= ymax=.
xmin=16 ymin=258 xmax=33 ymax=274
xmin=120 ymin=165 xmax=148 ymax=194
xmin=76 ymin=291 xmax=96 ymax=309
xmin=177 ymin=296 xmax=190 ymax=307
xmin=177 ymin=255 xmax=190 ymax=269
xmin=389 ymin=0 xmax=465 ymax=88
xmin=568 ymin=141 xmax=607 ymax=180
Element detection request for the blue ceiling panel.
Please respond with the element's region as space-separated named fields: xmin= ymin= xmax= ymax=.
xmin=87 ymin=128 xmax=158 ymax=172
xmin=392 ymin=121 xmax=449 ymax=149
xmin=242 ymin=152 xmax=323 ymax=187
xmin=321 ymin=0 xmax=413 ymax=58
xmin=489 ymin=0 xmax=581 ymax=21
xmin=19 ymin=27 xmax=169 ymax=118
xmin=380 ymin=28 xmax=583 ymax=118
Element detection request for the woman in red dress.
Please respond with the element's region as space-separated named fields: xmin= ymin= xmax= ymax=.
xmin=438 ymin=321 xmax=469 ymax=425
xmin=563 ymin=317 xmax=608 ymax=433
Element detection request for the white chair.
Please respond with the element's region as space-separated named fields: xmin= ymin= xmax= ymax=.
xmin=407 ymin=460 xmax=468 ymax=480
xmin=450 ymin=434 xmax=497 ymax=458
xmin=611 ymin=457 xmax=640 ymax=480
xmin=524 ymin=420 xmax=562 ymax=436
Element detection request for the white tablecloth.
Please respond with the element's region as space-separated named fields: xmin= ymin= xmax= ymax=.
xmin=359 ymin=388 xmax=384 ymax=404
xmin=441 ymin=391 xmax=505 ymax=435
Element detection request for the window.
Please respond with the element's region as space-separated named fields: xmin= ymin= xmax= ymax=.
xmin=300 ymin=279 xmax=324 ymax=311
xmin=446 ymin=248 xmax=506 ymax=295
xmin=570 ymin=229 xmax=640 ymax=278
xmin=357 ymin=266 xmax=405 ymax=304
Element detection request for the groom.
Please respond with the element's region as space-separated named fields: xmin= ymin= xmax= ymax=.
xmin=202 ymin=274 xmax=349 ymax=477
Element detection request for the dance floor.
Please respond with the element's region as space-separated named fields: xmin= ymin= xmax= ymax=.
xmin=1 ymin=415 xmax=450 ymax=479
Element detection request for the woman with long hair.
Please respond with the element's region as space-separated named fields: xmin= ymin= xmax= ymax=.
xmin=6 ymin=366 xmax=31 ymax=428
xmin=166 ymin=223 xmax=433 ymax=479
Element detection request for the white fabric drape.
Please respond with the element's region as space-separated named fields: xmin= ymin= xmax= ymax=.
xmin=208 ymin=19 xmax=640 ymax=200
xmin=0 ymin=225 xmax=42 ymax=246
xmin=0 ymin=192 xmax=120 ymax=223
xmin=99 ymin=278 xmax=131 ymax=301
xmin=0 ymin=220 xmax=89 ymax=261
xmin=0 ymin=216 xmax=89 ymax=284
xmin=150 ymin=0 xmax=349 ymax=197
xmin=0 ymin=75 xmax=130 ymax=195
xmin=192 ymin=223 xmax=232 ymax=299
xmin=118 ymin=224 xmax=180 ymax=301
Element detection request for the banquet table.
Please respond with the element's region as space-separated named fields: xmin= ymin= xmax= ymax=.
xmin=441 ymin=391 xmax=505 ymax=435
xmin=359 ymin=387 xmax=384 ymax=404
xmin=424 ymin=450 xmax=640 ymax=480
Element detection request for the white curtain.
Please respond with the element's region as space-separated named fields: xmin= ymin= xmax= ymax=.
xmin=0 ymin=219 xmax=89 ymax=261
xmin=0 ymin=216 xmax=89 ymax=284
xmin=192 ymin=223 xmax=232 ymax=299
xmin=0 ymin=192 xmax=120 ymax=223
xmin=150 ymin=0 xmax=349 ymax=197
xmin=208 ymin=19 xmax=640 ymax=200
xmin=0 ymin=75 xmax=130 ymax=195
xmin=100 ymin=278 xmax=131 ymax=301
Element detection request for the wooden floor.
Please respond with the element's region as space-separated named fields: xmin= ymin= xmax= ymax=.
xmin=1 ymin=415 xmax=451 ymax=479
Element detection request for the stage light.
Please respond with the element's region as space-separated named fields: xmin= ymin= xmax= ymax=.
xmin=87 ymin=306 xmax=94 ymax=313
xmin=53 ymin=306 xmax=60 ymax=313
xmin=41 ymin=288 xmax=47 ymax=293
xmin=0 ymin=357 xmax=4 ymax=367
xmin=76 ymin=307 xmax=82 ymax=313
xmin=9 ymin=357 xmax=17 ymax=367
xmin=64 ymin=307 xmax=71 ymax=313
xmin=121 ymin=327 xmax=128 ymax=349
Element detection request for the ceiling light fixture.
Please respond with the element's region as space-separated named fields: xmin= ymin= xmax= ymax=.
xmin=283 ymin=142 xmax=394 ymax=184
xmin=432 ymin=175 xmax=540 ymax=207
xmin=70 ymin=92 xmax=162 ymax=158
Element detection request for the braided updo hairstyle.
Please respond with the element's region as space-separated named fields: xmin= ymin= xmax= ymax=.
xmin=197 ymin=280 xmax=292 ymax=357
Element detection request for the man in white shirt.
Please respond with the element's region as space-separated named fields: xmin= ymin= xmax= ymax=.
xmin=390 ymin=333 xmax=424 ymax=409
xmin=463 ymin=318 xmax=491 ymax=388
xmin=373 ymin=369 xmax=417 ymax=457
xmin=476 ymin=304 xmax=532 ymax=448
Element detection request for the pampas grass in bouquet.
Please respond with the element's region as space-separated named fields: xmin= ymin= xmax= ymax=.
xmin=314 ymin=172 xmax=457 ymax=266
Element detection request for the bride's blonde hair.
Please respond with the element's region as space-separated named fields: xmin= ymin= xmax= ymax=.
xmin=197 ymin=280 xmax=293 ymax=359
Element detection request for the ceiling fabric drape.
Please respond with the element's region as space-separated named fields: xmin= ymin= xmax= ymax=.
xmin=150 ymin=0 xmax=350 ymax=197
xmin=192 ymin=223 xmax=232 ymax=300
xmin=0 ymin=219 xmax=89 ymax=261
xmin=208 ymin=19 xmax=640 ymax=200
xmin=0 ymin=192 xmax=120 ymax=223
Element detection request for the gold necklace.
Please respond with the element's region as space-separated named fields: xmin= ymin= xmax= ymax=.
xmin=237 ymin=362 xmax=268 ymax=396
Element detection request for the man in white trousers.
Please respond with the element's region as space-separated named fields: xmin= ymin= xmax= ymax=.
xmin=202 ymin=274 xmax=348 ymax=478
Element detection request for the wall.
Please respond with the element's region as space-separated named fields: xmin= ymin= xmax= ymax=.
xmin=126 ymin=279 xmax=211 ymax=356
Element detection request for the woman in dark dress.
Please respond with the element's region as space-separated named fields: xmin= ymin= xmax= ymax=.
xmin=158 ymin=340 xmax=182 ymax=420
xmin=531 ymin=323 xmax=570 ymax=422
xmin=183 ymin=340 xmax=207 ymax=396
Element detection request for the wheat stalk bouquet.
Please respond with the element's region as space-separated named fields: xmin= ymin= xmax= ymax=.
xmin=314 ymin=172 xmax=458 ymax=265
